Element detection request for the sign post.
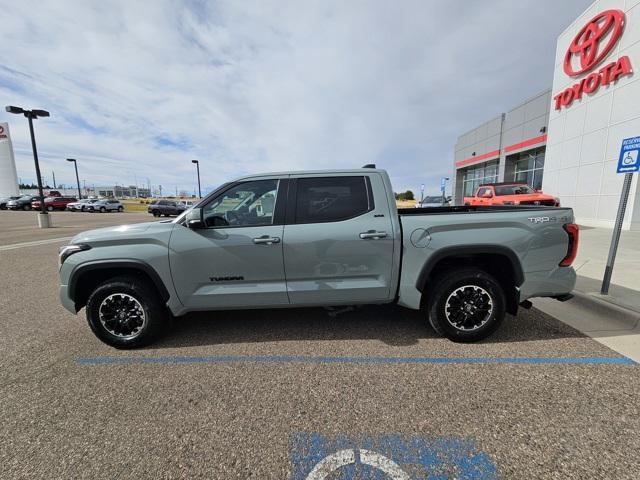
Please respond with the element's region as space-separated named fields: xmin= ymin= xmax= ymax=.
xmin=440 ymin=177 xmax=449 ymax=205
xmin=601 ymin=136 xmax=639 ymax=294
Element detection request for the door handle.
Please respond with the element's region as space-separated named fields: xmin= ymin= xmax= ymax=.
xmin=253 ymin=236 xmax=281 ymax=245
xmin=359 ymin=230 xmax=388 ymax=240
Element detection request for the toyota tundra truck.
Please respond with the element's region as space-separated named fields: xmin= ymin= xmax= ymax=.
xmin=58 ymin=167 xmax=578 ymax=348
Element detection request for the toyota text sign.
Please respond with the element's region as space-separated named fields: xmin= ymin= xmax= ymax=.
xmin=554 ymin=10 xmax=633 ymax=111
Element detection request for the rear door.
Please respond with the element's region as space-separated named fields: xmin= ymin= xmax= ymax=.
xmin=169 ymin=177 xmax=289 ymax=309
xmin=283 ymin=174 xmax=395 ymax=305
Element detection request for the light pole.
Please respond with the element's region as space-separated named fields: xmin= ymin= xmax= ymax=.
xmin=5 ymin=105 xmax=50 ymax=227
xmin=66 ymin=158 xmax=82 ymax=199
xmin=191 ymin=160 xmax=201 ymax=198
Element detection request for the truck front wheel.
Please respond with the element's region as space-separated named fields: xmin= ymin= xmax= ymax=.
xmin=427 ymin=268 xmax=505 ymax=342
xmin=85 ymin=276 xmax=168 ymax=348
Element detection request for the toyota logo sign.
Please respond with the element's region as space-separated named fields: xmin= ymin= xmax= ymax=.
xmin=564 ymin=10 xmax=625 ymax=76
xmin=553 ymin=9 xmax=633 ymax=111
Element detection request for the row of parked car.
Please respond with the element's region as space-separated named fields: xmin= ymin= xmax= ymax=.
xmin=0 ymin=195 xmax=125 ymax=212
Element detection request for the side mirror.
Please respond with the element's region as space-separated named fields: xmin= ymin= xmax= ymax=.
xmin=185 ymin=208 xmax=204 ymax=229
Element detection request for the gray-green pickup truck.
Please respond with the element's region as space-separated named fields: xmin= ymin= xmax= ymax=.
xmin=59 ymin=167 xmax=578 ymax=348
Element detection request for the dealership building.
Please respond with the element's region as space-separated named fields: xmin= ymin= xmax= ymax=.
xmin=453 ymin=0 xmax=640 ymax=230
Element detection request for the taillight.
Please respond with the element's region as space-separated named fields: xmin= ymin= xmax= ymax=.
xmin=560 ymin=223 xmax=579 ymax=267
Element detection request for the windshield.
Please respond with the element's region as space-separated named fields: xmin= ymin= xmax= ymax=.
xmin=494 ymin=184 xmax=535 ymax=196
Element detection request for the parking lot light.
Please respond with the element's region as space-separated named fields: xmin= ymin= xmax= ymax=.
xmin=192 ymin=160 xmax=201 ymax=198
xmin=5 ymin=105 xmax=50 ymax=226
xmin=66 ymin=158 xmax=82 ymax=200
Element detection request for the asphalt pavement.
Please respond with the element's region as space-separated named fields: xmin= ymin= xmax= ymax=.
xmin=0 ymin=212 xmax=638 ymax=479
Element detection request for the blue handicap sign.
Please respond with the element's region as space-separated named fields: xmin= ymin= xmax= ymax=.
xmin=290 ymin=432 xmax=497 ymax=479
xmin=617 ymin=136 xmax=640 ymax=173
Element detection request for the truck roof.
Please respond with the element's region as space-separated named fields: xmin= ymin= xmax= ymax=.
xmin=233 ymin=167 xmax=388 ymax=181
xmin=479 ymin=182 xmax=528 ymax=187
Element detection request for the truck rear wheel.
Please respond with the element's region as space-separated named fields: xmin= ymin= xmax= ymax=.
xmin=85 ymin=276 xmax=167 ymax=348
xmin=427 ymin=268 xmax=505 ymax=342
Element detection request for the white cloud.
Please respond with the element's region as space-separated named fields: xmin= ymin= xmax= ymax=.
xmin=0 ymin=0 xmax=591 ymax=195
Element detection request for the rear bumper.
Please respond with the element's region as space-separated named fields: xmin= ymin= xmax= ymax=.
xmin=519 ymin=266 xmax=577 ymax=302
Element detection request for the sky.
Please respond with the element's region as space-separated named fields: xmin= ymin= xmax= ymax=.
xmin=0 ymin=0 xmax=593 ymax=196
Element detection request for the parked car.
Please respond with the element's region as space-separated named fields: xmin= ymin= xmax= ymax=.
xmin=46 ymin=190 xmax=62 ymax=197
xmin=415 ymin=196 xmax=449 ymax=208
xmin=59 ymin=166 xmax=578 ymax=348
xmin=32 ymin=196 xmax=78 ymax=211
xmin=67 ymin=199 xmax=100 ymax=212
xmin=464 ymin=183 xmax=560 ymax=207
xmin=7 ymin=195 xmax=39 ymax=210
xmin=86 ymin=199 xmax=124 ymax=213
xmin=0 ymin=195 xmax=22 ymax=210
xmin=148 ymin=199 xmax=186 ymax=217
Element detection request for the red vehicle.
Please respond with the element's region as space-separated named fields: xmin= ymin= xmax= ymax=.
xmin=464 ymin=183 xmax=560 ymax=207
xmin=31 ymin=196 xmax=78 ymax=211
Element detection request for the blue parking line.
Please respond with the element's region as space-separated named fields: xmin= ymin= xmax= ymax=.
xmin=76 ymin=354 xmax=636 ymax=366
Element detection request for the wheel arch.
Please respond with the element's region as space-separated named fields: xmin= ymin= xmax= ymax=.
xmin=417 ymin=245 xmax=524 ymax=315
xmin=68 ymin=259 xmax=170 ymax=312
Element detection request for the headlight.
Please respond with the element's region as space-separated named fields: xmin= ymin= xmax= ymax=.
xmin=58 ymin=244 xmax=91 ymax=268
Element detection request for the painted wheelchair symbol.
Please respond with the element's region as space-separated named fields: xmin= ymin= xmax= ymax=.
xmin=622 ymin=151 xmax=638 ymax=166
xmin=305 ymin=449 xmax=409 ymax=479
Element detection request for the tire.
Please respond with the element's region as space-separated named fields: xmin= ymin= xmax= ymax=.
xmin=152 ymin=211 xmax=160 ymax=217
xmin=100 ymin=206 xmax=106 ymax=213
xmin=47 ymin=205 xmax=54 ymax=211
xmin=86 ymin=276 xmax=168 ymax=349
xmin=23 ymin=205 xmax=30 ymax=211
xmin=118 ymin=206 xmax=124 ymax=212
xmin=427 ymin=268 xmax=505 ymax=343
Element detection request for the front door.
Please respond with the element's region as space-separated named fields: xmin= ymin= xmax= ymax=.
xmin=283 ymin=174 xmax=395 ymax=305
xmin=169 ymin=177 xmax=289 ymax=309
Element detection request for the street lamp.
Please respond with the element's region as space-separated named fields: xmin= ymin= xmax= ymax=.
xmin=5 ymin=105 xmax=50 ymax=227
xmin=191 ymin=159 xmax=201 ymax=198
xmin=66 ymin=158 xmax=82 ymax=200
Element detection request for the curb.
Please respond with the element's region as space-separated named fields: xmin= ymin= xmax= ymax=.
xmin=569 ymin=290 xmax=640 ymax=329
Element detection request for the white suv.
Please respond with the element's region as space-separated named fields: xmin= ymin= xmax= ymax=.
xmin=87 ymin=199 xmax=124 ymax=213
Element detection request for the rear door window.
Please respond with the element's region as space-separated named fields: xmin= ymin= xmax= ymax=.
xmin=294 ymin=176 xmax=372 ymax=224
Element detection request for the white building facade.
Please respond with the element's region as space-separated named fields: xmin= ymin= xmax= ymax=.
xmin=543 ymin=0 xmax=640 ymax=230
xmin=0 ymin=122 xmax=19 ymax=198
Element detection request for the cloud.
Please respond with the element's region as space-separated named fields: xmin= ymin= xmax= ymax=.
xmin=0 ymin=0 xmax=591 ymax=195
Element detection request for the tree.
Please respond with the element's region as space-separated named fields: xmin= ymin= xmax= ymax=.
xmin=394 ymin=190 xmax=415 ymax=201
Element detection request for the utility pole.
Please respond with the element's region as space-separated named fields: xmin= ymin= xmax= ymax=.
xmin=52 ymin=171 xmax=57 ymax=189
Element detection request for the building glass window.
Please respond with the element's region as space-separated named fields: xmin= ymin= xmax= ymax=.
xmin=511 ymin=147 xmax=545 ymax=190
xmin=461 ymin=160 xmax=499 ymax=197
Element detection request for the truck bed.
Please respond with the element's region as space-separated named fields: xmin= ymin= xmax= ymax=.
xmin=398 ymin=205 xmax=567 ymax=215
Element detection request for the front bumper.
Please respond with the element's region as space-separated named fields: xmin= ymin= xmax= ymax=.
xmin=59 ymin=284 xmax=77 ymax=314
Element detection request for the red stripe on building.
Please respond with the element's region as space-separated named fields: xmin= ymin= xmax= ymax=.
xmin=455 ymin=149 xmax=500 ymax=168
xmin=504 ymin=134 xmax=547 ymax=153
